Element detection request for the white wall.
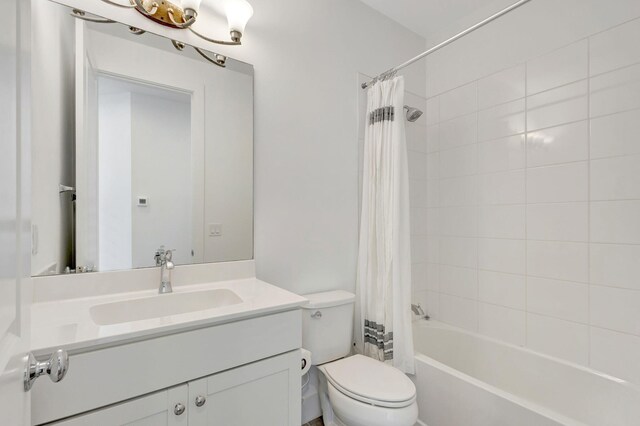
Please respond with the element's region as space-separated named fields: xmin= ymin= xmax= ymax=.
xmin=98 ymin=90 xmax=132 ymax=271
xmin=236 ymin=0 xmax=427 ymax=295
xmin=31 ymin=0 xmax=75 ymax=275
xmin=418 ymin=1 xmax=640 ymax=385
xmin=131 ymin=91 xmax=193 ymax=268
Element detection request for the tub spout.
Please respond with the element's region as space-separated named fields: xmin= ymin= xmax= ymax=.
xmin=411 ymin=303 xmax=430 ymax=320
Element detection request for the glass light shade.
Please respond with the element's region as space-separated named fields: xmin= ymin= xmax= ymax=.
xmin=225 ymin=0 xmax=254 ymax=35
xmin=181 ymin=0 xmax=202 ymax=13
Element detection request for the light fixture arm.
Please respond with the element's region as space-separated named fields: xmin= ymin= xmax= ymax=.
xmin=132 ymin=0 xmax=159 ymax=18
xmin=167 ymin=8 xmax=197 ymax=29
xmin=193 ymin=46 xmax=227 ymax=67
xmin=189 ymin=27 xmax=241 ymax=46
xmin=101 ymin=0 xmax=136 ymax=8
xmin=71 ymin=9 xmax=115 ymax=23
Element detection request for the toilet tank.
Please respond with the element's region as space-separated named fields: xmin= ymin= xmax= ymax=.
xmin=302 ymin=290 xmax=355 ymax=365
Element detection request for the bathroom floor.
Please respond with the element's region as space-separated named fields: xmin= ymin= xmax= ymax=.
xmin=303 ymin=418 xmax=324 ymax=426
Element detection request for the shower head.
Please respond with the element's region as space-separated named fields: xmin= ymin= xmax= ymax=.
xmin=404 ymin=105 xmax=424 ymax=122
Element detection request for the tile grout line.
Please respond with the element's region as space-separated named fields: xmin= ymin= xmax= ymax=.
xmin=586 ymin=36 xmax=592 ymax=368
xmin=524 ymin=59 xmax=529 ymax=348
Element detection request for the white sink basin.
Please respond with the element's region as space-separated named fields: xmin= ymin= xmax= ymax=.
xmin=89 ymin=289 xmax=243 ymax=326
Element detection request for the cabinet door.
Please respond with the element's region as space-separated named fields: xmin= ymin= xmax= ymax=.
xmin=51 ymin=384 xmax=189 ymax=426
xmin=189 ymin=351 xmax=301 ymax=426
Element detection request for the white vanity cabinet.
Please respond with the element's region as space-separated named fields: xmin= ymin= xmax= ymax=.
xmin=51 ymin=351 xmax=300 ymax=426
xmin=51 ymin=385 xmax=189 ymax=426
xmin=32 ymin=309 xmax=303 ymax=426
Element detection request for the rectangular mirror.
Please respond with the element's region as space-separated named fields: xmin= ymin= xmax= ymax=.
xmin=31 ymin=2 xmax=254 ymax=276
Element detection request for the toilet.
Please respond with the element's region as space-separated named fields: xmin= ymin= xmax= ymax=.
xmin=302 ymin=291 xmax=418 ymax=426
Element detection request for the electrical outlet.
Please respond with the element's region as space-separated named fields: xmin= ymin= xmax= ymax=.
xmin=209 ymin=223 xmax=223 ymax=237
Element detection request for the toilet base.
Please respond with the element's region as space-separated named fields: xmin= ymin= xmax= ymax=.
xmin=317 ymin=365 xmax=418 ymax=426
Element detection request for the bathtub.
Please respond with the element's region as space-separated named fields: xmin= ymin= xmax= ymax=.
xmin=412 ymin=320 xmax=640 ymax=426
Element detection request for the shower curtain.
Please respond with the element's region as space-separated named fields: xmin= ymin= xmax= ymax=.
xmin=355 ymin=76 xmax=414 ymax=374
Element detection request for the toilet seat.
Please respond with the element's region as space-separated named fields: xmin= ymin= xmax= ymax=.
xmin=321 ymin=354 xmax=416 ymax=408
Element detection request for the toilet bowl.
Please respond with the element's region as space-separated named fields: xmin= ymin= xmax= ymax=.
xmin=318 ymin=355 xmax=418 ymax=426
xmin=302 ymin=291 xmax=418 ymax=426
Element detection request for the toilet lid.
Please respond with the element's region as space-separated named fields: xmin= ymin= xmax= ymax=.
xmin=322 ymin=355 xmax=416 ymax=408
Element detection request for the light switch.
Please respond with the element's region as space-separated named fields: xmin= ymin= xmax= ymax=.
xmin=209 ymin=223 xmax=223 ymax=237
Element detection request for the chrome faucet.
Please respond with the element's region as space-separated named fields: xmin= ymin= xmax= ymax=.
xmin=154 ymin=247 xmax=175 ymax=294
xmin=411 ymin=303 xmax=430 ymax=320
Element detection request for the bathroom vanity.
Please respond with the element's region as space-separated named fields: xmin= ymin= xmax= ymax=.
xmin=30 ymin=272 xmax=307 ymax=425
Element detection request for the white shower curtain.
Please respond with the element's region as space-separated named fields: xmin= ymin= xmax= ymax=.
xmin=355 ymin=76 xmax=414 ymax=374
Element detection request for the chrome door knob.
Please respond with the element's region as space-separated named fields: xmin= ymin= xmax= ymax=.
xmin=195 ymin=395 xmax=206 ymax=407
xmin=24 ymin=349 xmax=69 ymax=391
xmin=174 ymin=403 xmax=186 ymax=415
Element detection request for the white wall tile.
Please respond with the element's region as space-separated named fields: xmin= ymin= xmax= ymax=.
xmin=591 ymin=285 xmax=640 ymax=336
xmin=412 ymin=262 xmax=428 ymax=292
xmin=439 ymin=236 xmax=477 ymax=268
xmin=478 ymin=205 xmax=526 ymax=239
xmin=526 ymin=203 xmax=589 ymax=242
xmin=591 ymin=200 xmax=640 ymax=244
xmin=590 ymin=63 xmax=640 ymax=117
xmin=440 ymin=293 xmax=478 ymax=331
xmin=439 ymin=176 xmax=477 ymax=207
xmin=527 ymin=313 xmax=589 ymax=365
xmin=439 ymin=206 xmax=477 ymax=237
xmin=527 ymin=40 xmax=588 ymax=95
xmin=406 ymin=123 xmax=427 ymax=153
xmin=438 ymin=113 xmax=477 ymax=151
xmin=408 ymin=151 xmax=427 ymax=180
xmin=478 ymin=99 xmax=525 ymax=142
xmin=590 ymin=109 xmax=640 ymax=159
xmin=410 ymin=179 xmax=427 ymax=208
xmin=527 ymin=80 xmax=588 ymax=131
xmin=426 ymin=263 xmax=439 ymax=291
xmin=439 ymin=265 xmax=478 ymax=299
xmin=426 ymin=97 xmax=440 ymax=126
xmin=527 ymin=277 xmax=589 ymax=323
xmin=478 ymin=238 xmax=526 ymax=275
xmin=426 ymin=153 xmax=439 ymax=180
xmin=478 ymin=170 xmax=526 ymax=205
xmin=426 ymin=208 xmax=439 ymax=236
xmin=526 ymin=121 xmax=589 ymax=167
xmin=411 ymin=235 xmax=429 ymax=264
xmin=426 ymin=180 xmax=439 ymax=208
xmin=590 ymin=18 xmax=640 ymax=76
xmin=527 ymin=162 xmax=588 ymax=203
xmin=590 ymin=327 xmax=640 ymax=384
xmin=591 ymin=155 xmax=640 ymax=201
xmin=411 ymin=207 xmax=428 ymax=236
xmin=478 ymin=134 xmax=525 ymax=174
xmin=440 ymin=82 xmax=477 ymax=122
xmin=479 ymin=303 xmax=526 ymax=346
xmin=439 ymin=144 xmax=477 ymax=178
xmin=590 ymin=243 xmax=640 ymax=290
xmin=426 ymin=124 xmax=439 ymax=153
xmin=478 ymin=64 xmax=525 ymax=110
xmin=527 ymin=240 xmax=589 ymax=282
xmin=478 ymin=270 xmax=526 ymax=310
xmin=426 ymin=238 xmax=440 ymax=264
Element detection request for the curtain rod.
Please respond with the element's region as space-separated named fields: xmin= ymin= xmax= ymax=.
xmin=361 ymin=0 xmax=533 ymax=90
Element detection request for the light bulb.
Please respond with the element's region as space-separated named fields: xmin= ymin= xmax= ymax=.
xmin=181 ymin=0 xmax=202 ymax=13
xmin=225 ymin=0 xmax=253 ymax=39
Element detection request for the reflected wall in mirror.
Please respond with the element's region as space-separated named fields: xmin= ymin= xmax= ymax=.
xmin=31 ymin=0 xmax=254 ymax=276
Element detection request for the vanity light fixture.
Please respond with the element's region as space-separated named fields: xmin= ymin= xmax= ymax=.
xmin=73 ymin=0 xmax=254 ymax=45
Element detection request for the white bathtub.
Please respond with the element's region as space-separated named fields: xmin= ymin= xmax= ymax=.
xmin=412 ymin=320 xmax=640 ymax=426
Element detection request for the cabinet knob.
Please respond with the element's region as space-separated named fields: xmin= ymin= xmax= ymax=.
xmin=195 ymin=395 xmax=207 ymax=407
xmin=174 ymin=403 xmax=186 ymax=416
xmin=24 ymin=349 xmax=69 ymax=391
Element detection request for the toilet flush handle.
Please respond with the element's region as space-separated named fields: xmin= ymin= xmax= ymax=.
xmin=311 ymin=310 xmax=322 ymax=319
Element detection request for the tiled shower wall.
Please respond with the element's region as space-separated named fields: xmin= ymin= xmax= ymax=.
xmin=412 ymin=17 xmax=640 ymax=384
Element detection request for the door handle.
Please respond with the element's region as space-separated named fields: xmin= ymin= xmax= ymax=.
xmin=24 ymin=349 xmax=69 ymax=391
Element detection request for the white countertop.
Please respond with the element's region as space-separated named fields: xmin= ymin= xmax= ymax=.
xmin=31 ymin=278 xmax=308 ymax=356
